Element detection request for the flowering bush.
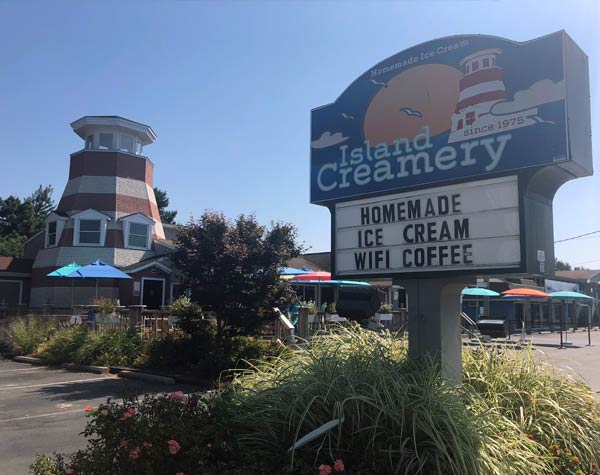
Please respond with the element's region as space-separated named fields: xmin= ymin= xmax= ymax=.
xmin=30 ymin=392 xmax=258 ymax=475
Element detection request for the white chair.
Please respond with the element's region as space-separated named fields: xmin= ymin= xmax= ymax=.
xmin=69 ymin=315 xmax=83 ymax=325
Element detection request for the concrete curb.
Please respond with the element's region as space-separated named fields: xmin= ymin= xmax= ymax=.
xmin=13 ymin=355 xmax=43 ymax=365
xmin=118 ymin=370 xmax=176 ymax=385
xmin=61 ymin=363 xmax=110 ymax=375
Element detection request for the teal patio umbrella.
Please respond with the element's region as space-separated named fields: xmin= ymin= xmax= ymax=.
xmin=550 ymin=291 xmax=593 ymax=300
xmin=47 ymin=262 xmax=82 ymax=307
xmin=551 ymin=291 xmax=594 ymax=347
xmin=462 ymin=287 xmax=500 ymax=321
xmin=461 ymin=288 xmax=499 ymax=297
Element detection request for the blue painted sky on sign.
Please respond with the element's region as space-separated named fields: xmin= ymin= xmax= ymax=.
xmin=0 ymin=0 xmax=598 ymax=267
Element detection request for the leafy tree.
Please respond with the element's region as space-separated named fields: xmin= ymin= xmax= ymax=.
xmin=555 ymin=258 xmax=572 ymax=271
xmin=0 ymin=185 xmax=54 ymax=238
xmin=171 ymin=211 xmax=303 ymax=338
xmin=154 ymin=187 xmax=177 ymax=224
xmin=0 ymin=234 xmax=27 ymax=257
xmin=28 ymin=185 xmax=55 ymax=234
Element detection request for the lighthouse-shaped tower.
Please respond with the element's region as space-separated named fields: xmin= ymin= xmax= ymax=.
xmin=30 ymin=116 xmax=173 ymax=308
xmin=449 ymin=49 xmax=507 ymax=142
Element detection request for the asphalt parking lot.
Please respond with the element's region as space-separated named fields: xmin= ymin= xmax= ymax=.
xmin=0 ymin=359 xmax=197 ymax=475
xmin=520 ymin=329 xmax=600 ymax=395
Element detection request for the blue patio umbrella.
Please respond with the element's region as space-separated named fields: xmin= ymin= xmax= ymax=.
xmin=280 ymin=267 xmax=312 ymax=275
xmin=47 ymin=263 xmax=82 ymax=307
xmin=67 ymin=260 xmax=132 ymax=298
xmin=550 ymin=291 xmax=593 ymax=300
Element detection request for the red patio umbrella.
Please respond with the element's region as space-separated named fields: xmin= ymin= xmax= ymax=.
xmin=501 ymin=288 xmax=550 ymax=298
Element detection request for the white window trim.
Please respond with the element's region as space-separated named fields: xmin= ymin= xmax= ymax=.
xmin=44 ymin=214 xmax=67 ymax=248
xmin=72 ymin=209 xmax=110 ymax=247
xmin=121 ymin=214 xmax=155 ymax=250
xmin=141 ymin=277 xmax=165 ymax=307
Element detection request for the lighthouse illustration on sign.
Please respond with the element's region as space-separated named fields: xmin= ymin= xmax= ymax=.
xmin=448 ymin=48 xmax=564 ymax=143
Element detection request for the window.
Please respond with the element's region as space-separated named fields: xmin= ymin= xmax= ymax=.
xmin=47 ymin=221 xmax=57 ymax=247
xmin=99 ymin=133 xmax=113 ymax=150
xmin=482 ymin=58 xmax=489 ymax=68
xmin=466 ymin=112 xmax=476 ymax=126
xmin=472 ymin=60 xmax=479 ymax=72
xmin=119 ymin=134 xmax=134 ymax=153
xmin=457 ymin=119 xmax=463 ymax=130
xmin=128 ymin=222 xmax=149 ymax=248
xmin=79 ymin=219 xmax=101 ymax=244
xmin=135 ymin=139 xmax=143 ymax=155
xmin=85 ymin=135 xmax=94 ymax=149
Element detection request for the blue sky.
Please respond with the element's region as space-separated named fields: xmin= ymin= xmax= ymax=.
xmin=0 ymin=0 xmax=598 ymax=268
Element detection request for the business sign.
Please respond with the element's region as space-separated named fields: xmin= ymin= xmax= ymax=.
xmin=335 ymin=176 xmax=520 ymax=277
xmin=545 ymin=279 xmax=579 ymax=293
xmin=311 ymin=32 xmax=591 ymax=204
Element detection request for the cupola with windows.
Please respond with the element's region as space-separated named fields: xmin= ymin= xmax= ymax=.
xmin=70 ymin=116 xmax=157 ymax=155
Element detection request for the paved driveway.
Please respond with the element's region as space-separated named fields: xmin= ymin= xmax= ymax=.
xmin=0 ymin=359 xmax=197 ymax=475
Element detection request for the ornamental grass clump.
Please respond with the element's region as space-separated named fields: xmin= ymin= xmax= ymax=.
xmin=226 ymin=325 xmax=600 ymax=475
xmin=227 ymin=325 xmax=481 ymax=474
xmin=463 ymin=345 xmax=600 ymax=475
xmin=7 ymin=317 xmax=58 ymax=355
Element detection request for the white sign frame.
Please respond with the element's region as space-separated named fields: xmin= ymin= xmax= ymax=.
xmin=333 ymin=176 xmax=522 ymax=278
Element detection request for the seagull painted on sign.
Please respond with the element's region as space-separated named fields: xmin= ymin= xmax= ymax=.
xmin=370 ymin=79 xmax=388 ymax=88
xmin=341 ymin=113 xmax=354 ymax=120
xmin=399 ymin=107 xmax=423 ymax=118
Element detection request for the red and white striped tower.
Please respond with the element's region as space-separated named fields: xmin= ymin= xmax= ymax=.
xmin=30 ymin=116 xmax=168 ymax=307
xmin=449 ymin=49 xmax=506 ymax=141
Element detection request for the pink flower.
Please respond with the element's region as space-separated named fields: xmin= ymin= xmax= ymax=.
xmin=84 ymin=406 xmax=93 ymax=412
xmin=100 ymin=409 xmax=109 ymax=416
xmin=65 ymin=469 xmax=74 ymax=475
xmin=167 ymin=439 xmax=181 ymax=455
xmin=334 ymin=460 xmax=345 ymax=472
xmin=319 ymin=464 xmax=332 ymax=475
xmin=143 ymin=441 xmax=152 ymax=448
xmin=121 ymin=407 xmax=136 ymax=419
xmin=119 ymin=439 xmax=128 ymax=448
xmin=170 ymin=391 xmax=187 ymax=402
xmin=129 ymin=447 xmax=141 ymax=460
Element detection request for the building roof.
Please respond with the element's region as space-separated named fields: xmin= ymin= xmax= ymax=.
xmin=298 ymin=252 xmax=331 ymax=272
xmin=0 ymin=257 xmax=34 ymax=275
xmin=288 ymin=252 xmax=331 ymax=273
xmin=70 ymin=116 xmax=157 ymax=145
xmin=555 ymin=270 xmax=600 ymax=283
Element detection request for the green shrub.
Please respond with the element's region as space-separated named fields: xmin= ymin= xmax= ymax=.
xmin=35 ymin=325 xmax=88 ymax=365
xmin=34 ymin=326 xmax=146 ymax=367
xmin=137 ymin=332 xmax=207 ymax=369
xmin=7 ymin=318 xmax=57 ymax=355
xmin=75 ymin=329 xmax=146 ymax=367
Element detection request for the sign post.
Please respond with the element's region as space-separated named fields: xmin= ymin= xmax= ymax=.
xmin=310 ymin=32 xmax=592 ymax=382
